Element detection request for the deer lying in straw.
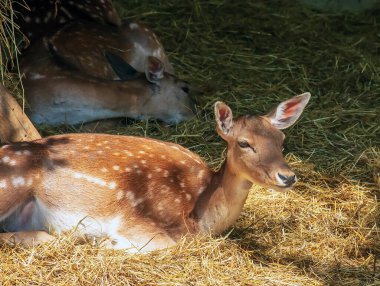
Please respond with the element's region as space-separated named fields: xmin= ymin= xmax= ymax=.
xmin=20 ymin=10 xmax=188 ymax=125
xmin=0 ymin=93 xmax=310 ymax=252
xmin=21 ymin=36 xmax=193 ymax=126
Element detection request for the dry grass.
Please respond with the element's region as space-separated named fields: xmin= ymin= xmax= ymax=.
xmin=0 ymin=0 xmax=26 ymax=105
xmin=1 ymin=1 xmax=380 ymax=285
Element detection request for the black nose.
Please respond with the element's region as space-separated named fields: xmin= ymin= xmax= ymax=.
xmin=278 ymin=173 xmax=296 ymax=186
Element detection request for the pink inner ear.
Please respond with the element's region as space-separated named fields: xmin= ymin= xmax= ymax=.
xmin=148 ymin=58 xmax=162 ymax=73
xmin=219 ymin=107 xmax=230 ymax=121
xmin=283 ymin=98 xmax=302 ymax=117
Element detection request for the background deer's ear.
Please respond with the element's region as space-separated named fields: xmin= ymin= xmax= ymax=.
xmin=266 ymin=92 xmax=311 ymax=129
xmin=215 ymin=101 xmax=234 ymax=139
xmin=105 ymin=51 xmax=138 ymax=80
xmin=145 ymin=56 xmax=164 ymax=83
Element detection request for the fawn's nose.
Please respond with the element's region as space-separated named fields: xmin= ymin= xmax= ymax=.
xmin=276 ymin=173 xmax=297 ymax=187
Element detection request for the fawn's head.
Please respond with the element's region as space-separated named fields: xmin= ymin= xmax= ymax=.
xmin=215 ymin=93 xmax=310 ymax=191
xmin=105 ymin=52 xmax=195 ymax=124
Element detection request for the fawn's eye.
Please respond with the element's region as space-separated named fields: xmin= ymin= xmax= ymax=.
xmin=238 ymin=140 xmax=250 ymax=148
xmin=238 ymin=140 xmax=257 ymax=153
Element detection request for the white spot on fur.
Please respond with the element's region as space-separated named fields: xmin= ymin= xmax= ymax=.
xmin=109 ymin=182 xmax=117 ymax=189
xmin=129 ymin=22 xmax=139 ymax=29
xmin=163 ymin=170 xmax=169 ymax=177
xmin=73 ymin=172 xmax=107 ymax=187
xmin=0 ymin=180 xmax=7 ymax=188
xmin=101 ymin=167 xmax=108 ymax=173
xmin=157 ymin=203 xmax=164 ymax=211
xmin=9 ymin=160 xmax=17 ymax=166
xmin=116 ymin=191 xmax=124 ymax=201
xmin=124 ymin=151 xmax=134 ymax=157
xmin=12 ymin=176 xmax=25 ymax=187
xmin=147 ymin=173 xmax=152 ymax=179
xmin=1 ymin=156 xmax=10 ymax=163
xmin=198 ymin=185 xmax=206 ymax=194
xmin=141 ymin=160 xmax=146 ymax=164
xmin=155 ymin=167 xmax=162 ymax=173
xmin=113 ymin=165 xmax=120 ymax=171
xmin=175 ymin=198 xmax=181 ymax=203
xmin=125 ymin=167 xmax=132 ymax=172
xmin=30 ymin=73 xmax=46 ymax=79
xmin=125 ymin=191 xmax=143 ymax=207
xmin=138 ymin=151 xmax=145 ymax=155
xmin=197 ymin=169 xmax=205 ymax=179
xmin=186 ymin=194 xmax=192 ymax=201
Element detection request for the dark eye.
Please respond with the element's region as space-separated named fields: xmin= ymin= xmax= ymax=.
xmin=181 ymin=86 xmax=189 ymax=93
xmin=238 ymin=140 xmax=250 ymax=148
xmin=238 ymin=140 xmax=257 ymax=153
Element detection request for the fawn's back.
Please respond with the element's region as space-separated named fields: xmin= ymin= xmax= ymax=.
xmin=0 ymin=134 xmax=210 ymax=239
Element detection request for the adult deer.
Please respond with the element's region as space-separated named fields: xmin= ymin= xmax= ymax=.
xmin=0 ymin=93 xmax=310 ymax=252
xmin=21 ymin=38 xmax=193 ymax=126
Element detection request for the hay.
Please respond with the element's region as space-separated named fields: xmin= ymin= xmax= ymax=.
xmin=1 ymin=1 xmax=380 ymax=285
xmin=0 ymin=0 xmax=26 ymax=104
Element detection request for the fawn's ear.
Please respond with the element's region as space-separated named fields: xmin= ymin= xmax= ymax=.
xmin=215 ymin=101 xmax=234 ymax=139
xmin=266 ymin=92 xmax=311 ymax=129
xmin=145 ymin=56 xmax=164 ymax=83
xmin=105 ymin=51 xmax=139 ymax=80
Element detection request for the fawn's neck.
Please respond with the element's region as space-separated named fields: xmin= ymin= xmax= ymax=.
xmin=193 ymin=160 xmax=252 ymax=235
